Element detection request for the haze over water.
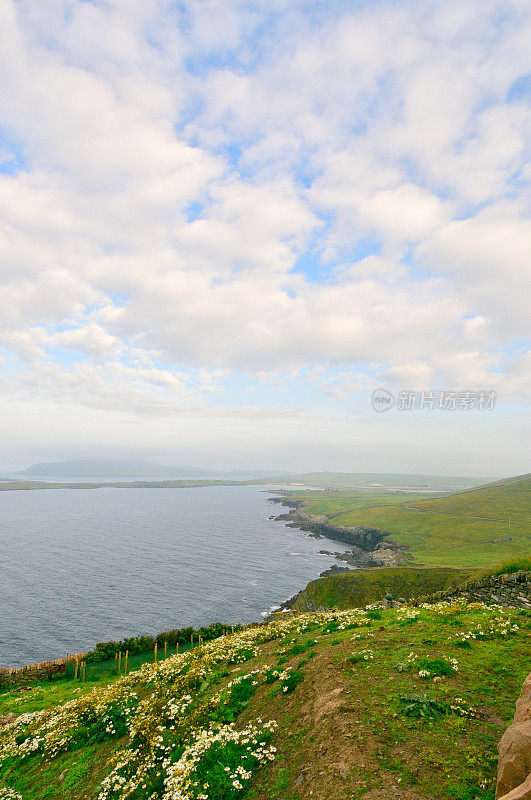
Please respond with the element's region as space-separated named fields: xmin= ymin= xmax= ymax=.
xmin=0 ymin=484 xmax=350 ymax=667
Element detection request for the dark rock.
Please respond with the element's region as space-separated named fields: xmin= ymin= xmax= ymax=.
xmin=319 ymin=565 xmax=351 ymax=578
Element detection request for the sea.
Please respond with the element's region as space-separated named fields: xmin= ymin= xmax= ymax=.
xmin=0 ymin=483 xmax=352 ymax=667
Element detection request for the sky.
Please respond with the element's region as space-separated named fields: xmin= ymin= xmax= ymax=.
xmin=0 ymin=0 xmax=529 ymax=476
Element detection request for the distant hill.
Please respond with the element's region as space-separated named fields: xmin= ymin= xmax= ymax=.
xmin=16 ymin=463 xmax=489 ymax=488
xmin=286 ymin=471 xmax=490 ymax=491
xmin=459 ymin=472 xmax=531 ymax=492
xmin=18 ymin=460 xmax=220 ymax=478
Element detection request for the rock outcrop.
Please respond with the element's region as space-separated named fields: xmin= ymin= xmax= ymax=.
xmin=269 ymin=496 xmax=409 ymax=567
xmin=497 ymin=774 xmax=531 ymax=800
xmin=497 ymin=673 xmax=531 ymax=799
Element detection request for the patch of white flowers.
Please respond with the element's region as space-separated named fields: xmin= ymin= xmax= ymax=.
xmin=164 ymin=695 xmax=194 ymax=723
xmin=162 ymin=720 xmax=277 ymax=800
xmin=448 ymin=698 xmax=480 ymax=718
xmin=420 ymin=600 xmax=465 ymax=614
xmin=396 ymin=652 xmax=418 ymax=672
xmin=0 ymin=789 xmax=23 ymax=800
xmin=454 ymin=631 xmax=476 ymax=645
xmin=419 ymin=657 xmax=458 ymax=679
xmin=450 ymin=615 xmax=519 ymax=644
xmin=350 ymin=649 xmax=374 ymax=661
xmin=269 ymin=666 xmax=292 ymax=682
xmin=407 ymin=655 xmax=459 ymax=680
xmin=227 ymin=669 xmax=261 ymax=689
xmin=473 ymin=617 xmax=519 ymax=639
xmin=335 ymin=610 xmax=372 ymax=631
xmin=350 ymin=631 xmax=374 ymax=641
xmin=396 ymin=609 xmax=420 ymax=621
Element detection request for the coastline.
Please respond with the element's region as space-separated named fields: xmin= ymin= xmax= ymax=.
xmin=0 ymin=478 xmax=284 ymax=491
xmin=2 ymin=487 xmax=405 ymax=669
xmin=259 ymin=491 xmax=411 ymax=615
xmin=1 ymin=484 xmax=352 ymax=668
xmin=267 ymin=492 xmax=409 ymax=569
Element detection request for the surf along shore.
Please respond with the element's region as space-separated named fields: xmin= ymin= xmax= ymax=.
xmin=268 ymin=492 xmax=409 ymax=569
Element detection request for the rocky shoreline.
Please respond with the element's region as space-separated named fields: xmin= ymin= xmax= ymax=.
xmin=267 ymin=493 xmax=410 ymax=611
xmin=268 ymin=494 xmax=408 ymax=566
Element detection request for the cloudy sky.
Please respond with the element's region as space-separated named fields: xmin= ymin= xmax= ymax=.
xmin=0 ymin=0 xmax=529 ymax=475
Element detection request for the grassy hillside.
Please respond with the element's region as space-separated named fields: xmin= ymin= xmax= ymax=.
xmin=281 ymin=489 xmax=441 ymax=519
xmin=290 ymin=566 xmax=478 ymax=611
xmin=287 ymin=475 xmax=531 ymax=567
xmin=0 ymin=600 xmax=528 ymax=800
xmin=407 ymin=477 xmax=530 ymax=521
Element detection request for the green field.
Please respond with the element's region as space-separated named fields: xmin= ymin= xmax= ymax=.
xmin=286 ymin=475 xmax=531 ymax=567
xmin=291 ymin=566 xmax=479 ymax=611
xmin=283 ymin=489 xmax=441 ymax=518
xmin=1 ymin=599 xmax=528 ymax=800
xmin=408 ymin=477 xmax=530 ymax=521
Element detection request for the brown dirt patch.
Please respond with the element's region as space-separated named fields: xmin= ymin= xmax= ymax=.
xmin=244 ymin=638 xmax=434 ymax=800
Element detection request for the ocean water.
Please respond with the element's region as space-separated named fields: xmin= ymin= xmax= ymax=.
xmin=0 ymin=485 xmax=351 ymax=667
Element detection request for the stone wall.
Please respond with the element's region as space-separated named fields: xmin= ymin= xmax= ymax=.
xmin=411 ymin=570 xmax=531 ymax=609
xmin=0 ymin=654 xmax=85 ymax=688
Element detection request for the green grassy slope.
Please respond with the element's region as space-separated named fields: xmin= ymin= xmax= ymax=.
xmin=1 ymin=601 xmax=528 ymax=800
xmin=291 ymin=566 xmax=478 ymax=611
xmin=408 ymin=476 xmax=530 ymax=520
xmin=288 ymin=475 xmax=531 ymax=567
xmin=285 ymin=489 xmax=440 ymax=518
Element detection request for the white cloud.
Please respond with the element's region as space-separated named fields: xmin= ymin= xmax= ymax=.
xmin=418 ymin=203 xmax=531 ymax=337
xmin=0 ymin=0 xmax=528 ymax=470
xmin=50 ymin=324 xmax=124 ymax=360
xmin=355 ymin=184 xmax=453 ymax=243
